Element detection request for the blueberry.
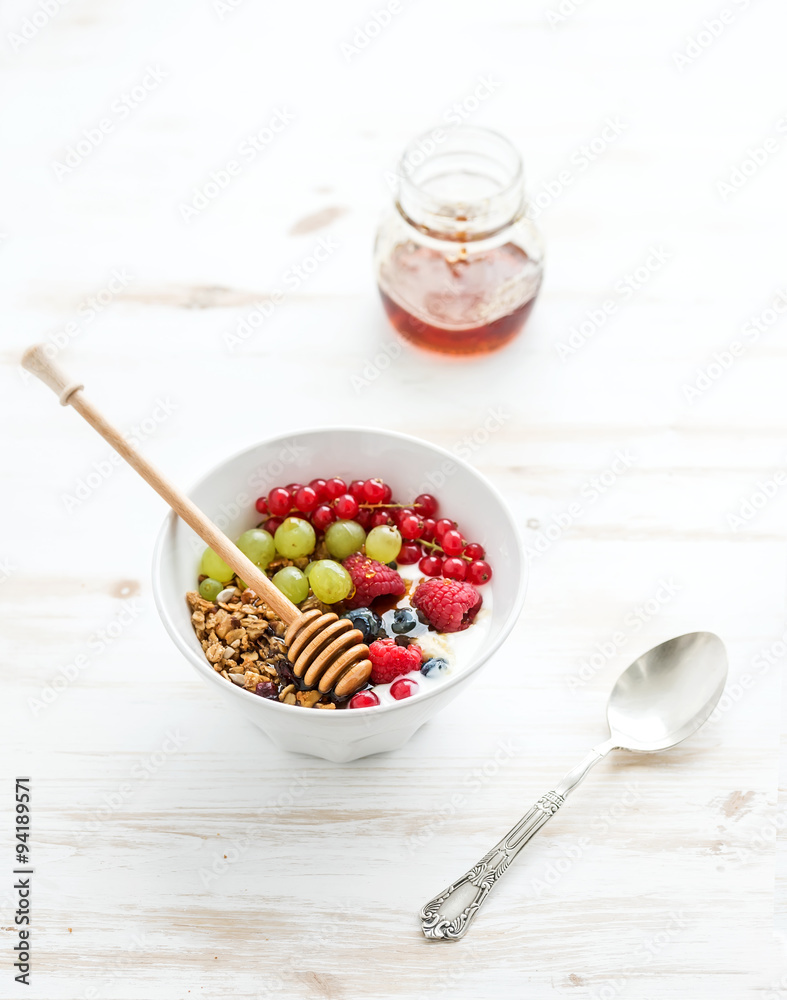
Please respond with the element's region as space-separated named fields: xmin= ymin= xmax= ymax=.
xmin=421 ymin=657 xmax=449 ymax=677
xmin=341 ymin=607 xmax=383 ymax=644
xmin=382 ymin=607 xmax=428 ymax=638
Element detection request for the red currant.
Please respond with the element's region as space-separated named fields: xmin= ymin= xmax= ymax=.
xmin=434 ymin=518 xmax=456 ymax=540
xmin=286 ymin=483 xmax=304 ymax=496
xmin=467 ymin=560 xmax=492 ymax=585
xmin=349 ymin=479 xmax=366 ymax=500
xmin=334 ymin=493 xmax=359 ymax=520
xmin=390 ymin=677 xmax=418 ymax=700
xmin=441 ymin=529 xmax=465 ymax=556
xmin=394 ymin=507 xmax=414 ymax=526
xmin=442 ymin=557 xmax=467 ymax=581
xmin=289 ymin=511 xmax=310 ymax=521
xmin=295 ymin=485 xmax=319 ymax=512
xmin=324 ymin=477 xmax=347 ymax=500
xmin=254 ymin=496 xmax=269 ymax=515
xmin=420 ymin=518 xmax=436 ymax=542
xmin=348 ymin=690 xmax=380 ymax=708
xmin=419 ymin=554 xmax=443 ymax=577
xmin=264 ymin=516 xmax=283 ymax=534
xmin=268 ymin=487 xmax=292 ymax=516
xmin=363 ymin=478 xmax=386 ymax=503
xmin=372 ymin=509 xmax=394 ymax=528
xmin=463 ymin=542 xmax=485 ymax=561
xmin=312 ymin=504 xmax=336 ymax=531
xmin=380 ymin=482 xmax=393 ymax=503
xmin=399 ymin=513 xmax=422 ymax=540
xmin=397 ymin=542 xmax=422 ymax=564
xmin=308 ymin=478 xmax=329 ymax=501
xmin=413 ymin=493 xmax=438 ymax=518
xmin=356 ymin=509 xmax=373 ymax=530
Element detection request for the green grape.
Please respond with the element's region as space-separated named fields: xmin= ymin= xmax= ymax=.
xmin=274 ymin=517 xmax=316 ymax=558
xmin=199 ymin=577 xmax=223 ymax=601
xmin=325 ymin=519 xmax=366 ymax=560
xmin=365 ymin=525 xmax=402 ymax=563
xmin=236 ymin=528 xmax=275 ymax=568
xmin=200 ymin=546 xmax=235 ymax=583
xmin=304 ymin=561 xmax=318 ymax=578
xmin=308 ymin=560 xmax=353 ymax=604
xmin=272 ymin=566 xmax=309 ymax=604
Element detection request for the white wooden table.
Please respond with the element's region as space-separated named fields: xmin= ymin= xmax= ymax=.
xmin=3 ymin=0 xmax=786 ymax=996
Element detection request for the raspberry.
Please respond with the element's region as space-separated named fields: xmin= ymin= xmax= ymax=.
xmin=343 ymin=553 xmax=405 ymax=609
xmin=368 ymin=638 xmax=423 ymax=684
xmin=412 ymin=578 xmax=482 ymax=633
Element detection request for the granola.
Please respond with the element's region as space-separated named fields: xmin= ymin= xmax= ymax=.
xmin=186 ymin=588 xmax=337 ymax=707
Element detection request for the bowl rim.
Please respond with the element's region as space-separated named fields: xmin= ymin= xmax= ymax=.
xmin=151 ymin=424 xmax=528 ymax=719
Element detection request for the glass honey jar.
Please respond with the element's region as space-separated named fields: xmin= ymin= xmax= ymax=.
xmin=374 ymin=125 xmax=544 ymax=356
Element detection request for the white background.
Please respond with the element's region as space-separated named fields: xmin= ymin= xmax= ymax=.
xmin=2 ymin=0 xmax=787 ymax=997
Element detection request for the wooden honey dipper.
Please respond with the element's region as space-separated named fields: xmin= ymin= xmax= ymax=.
xmin=22 ymin=346 xmax=373 ymax=699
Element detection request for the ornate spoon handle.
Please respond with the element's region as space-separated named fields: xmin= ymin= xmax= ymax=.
xmin=419 ymin=740 xmax=614 ymax=940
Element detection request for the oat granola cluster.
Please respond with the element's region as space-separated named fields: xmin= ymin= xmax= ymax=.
xmin=186 ymin=587 xmax=337 ymax=709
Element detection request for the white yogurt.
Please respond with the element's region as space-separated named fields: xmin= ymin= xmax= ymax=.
xmin=367 ymin=564 xmax=493 ymax=705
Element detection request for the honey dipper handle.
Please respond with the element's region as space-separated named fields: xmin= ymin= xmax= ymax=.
xmin=21 ymin=345 xmax=300 ymax=626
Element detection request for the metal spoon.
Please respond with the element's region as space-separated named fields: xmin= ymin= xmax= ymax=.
xmin=420 ymin=631 xmax=728 ymax=940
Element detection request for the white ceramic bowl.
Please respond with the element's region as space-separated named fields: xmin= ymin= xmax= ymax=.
xmin=152 ymin=427 xmax=526 ymax=762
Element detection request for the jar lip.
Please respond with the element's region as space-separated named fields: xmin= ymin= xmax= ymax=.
xmin=394 ymin=125 xmax=525 ymax=239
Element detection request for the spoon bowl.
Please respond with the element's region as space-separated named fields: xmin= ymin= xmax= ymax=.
xmin=607 ymin=631 xmax=728 ymax=752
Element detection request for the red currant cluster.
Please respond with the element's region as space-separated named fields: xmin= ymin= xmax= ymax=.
xmin=254 ymin=477 xmax=492 ymax=585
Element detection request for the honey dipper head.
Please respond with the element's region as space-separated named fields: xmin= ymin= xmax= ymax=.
xmin=285 ymin=609 xmax=372 ymax=698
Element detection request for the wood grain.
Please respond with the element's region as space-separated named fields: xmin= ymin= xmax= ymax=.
xmin=3 ymin=0 xmax=786 ymax=997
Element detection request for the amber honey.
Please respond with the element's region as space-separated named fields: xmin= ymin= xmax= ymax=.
xmin=377 ymin=242 xmax=541 ymax=356
xmin=374 ymin=126 xmax=544 ymax=357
